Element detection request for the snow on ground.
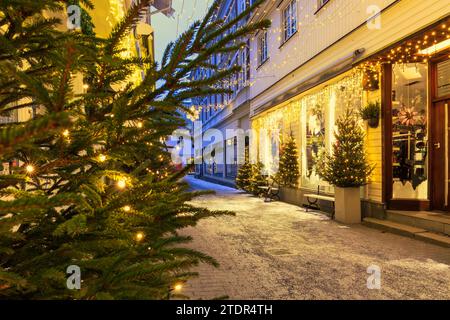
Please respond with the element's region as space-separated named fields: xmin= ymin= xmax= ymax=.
xmin=181 ymin=176 xmax=450 ymax=300
xmin=186 ymin=176 xmax=239 ymax=194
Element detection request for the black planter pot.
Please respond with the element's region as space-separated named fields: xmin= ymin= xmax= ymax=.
xmin=367 ymin=117 xmax=379 ymax=128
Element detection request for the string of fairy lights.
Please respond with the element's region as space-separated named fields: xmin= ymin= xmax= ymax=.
xmin=361 ymin=24 xmax=450 ymax=74
xmin=252 ymin=70 xmax=364 ymax=176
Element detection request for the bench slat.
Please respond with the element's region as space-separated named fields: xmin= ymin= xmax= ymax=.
xmin=304 ymin=194 xmax=335 ymax=202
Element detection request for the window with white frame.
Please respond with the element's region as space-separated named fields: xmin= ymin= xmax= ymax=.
xmin=258 ymin=30 xmax=268 ymax=66
xmin=237 ymin=0 xmax=246 ymax=14
xmin=239 ymin=47 xmax=249 ymax=88
xmin=282 ymin=0 xmax=297 ymax=42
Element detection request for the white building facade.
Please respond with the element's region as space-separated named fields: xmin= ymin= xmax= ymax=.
xmin=249 ymin=0 xmax=450 ymax=217
xmin=192 ymin=0 xmax=254 ymax=186
xmin=193 ymin=0 xmax=450 ymax=220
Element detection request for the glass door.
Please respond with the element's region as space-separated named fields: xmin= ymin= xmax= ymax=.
xmin=390 ymin=63 xmax=429 ymax=200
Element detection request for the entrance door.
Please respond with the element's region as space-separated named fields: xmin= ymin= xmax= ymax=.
xmin=431 ymin=100 xmax=450 ymax=211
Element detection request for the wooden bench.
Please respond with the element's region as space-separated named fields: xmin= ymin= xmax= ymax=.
xmin=304 ymin=187 xmax=335 ymax=219
xmin=258 ymin=179 xmax=280 ymax=202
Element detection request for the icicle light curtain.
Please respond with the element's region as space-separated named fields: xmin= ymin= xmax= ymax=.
xmin=252 ymin=70 xmax=364 ymax=190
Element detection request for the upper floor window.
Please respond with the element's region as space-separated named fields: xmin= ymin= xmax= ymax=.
xmin=282 ymin=0 xmax=297 ymax=42
xmin=237 ymin=0 xmax=246 ymax=14
xmin=258 ymin=30 xmax=269 ymax=66
xmin=239 ymin=45 xmax=250 ymax=88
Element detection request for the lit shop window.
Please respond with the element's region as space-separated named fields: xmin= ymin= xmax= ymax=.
xmin=254 ymin=72 xmax=363 ymax=190
xmin=258 ymin=112 xmax=282 ymax=175
xmin=301 ymin=94 xmax=326 ymax=189
xmin=301 ymin=73 xmax=363 ymax=191
xmin=391 ymin=63 xmax=428 ymax=199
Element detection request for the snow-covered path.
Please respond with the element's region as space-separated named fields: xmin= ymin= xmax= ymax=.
xmin=181 ymin=176 xmax=450 ymax=300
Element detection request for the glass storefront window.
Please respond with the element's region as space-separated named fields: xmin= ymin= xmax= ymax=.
xmin=257 ymin=111 xmax=282 ymax=175
xmin=253 ymin=71 xmax=363 ymax=191
xmin=225 ymin=137 xmax=238 ymax=178
xmin=391 ymin=63 xmax=428 ymax=199
xmin=300 ymin=72 xmax=363 ymax=191
xmin=301 ymin=92 xmax=327 ymax=189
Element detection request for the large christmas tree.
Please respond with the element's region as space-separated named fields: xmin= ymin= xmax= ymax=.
xmin=0 ymin=0 xmax=269 ymax=299
xmin=276 ymin=134 xmax=300 ymax=188
xmin=317 ymin=110 xmax=374 ymax=188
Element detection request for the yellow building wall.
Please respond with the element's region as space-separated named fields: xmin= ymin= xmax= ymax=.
xmin=90 ymin=0 xmax=127 ymax=38
xmin=15 ymin=1 xmax=154 ymax=119
xmin=89 ymin=0 xmax=154 ymax=87
xmin=364 ymin=88 xmax=383 ymax=203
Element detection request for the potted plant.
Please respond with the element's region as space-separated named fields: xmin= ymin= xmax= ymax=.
xmin=250 ymin=161 xmax=267 ymax=196
xmin=275 ymin=134 xmax=301 ymax=204
xmin=360 ymin=101 xmax=380 ymax=128
xmin=236 ymin=158 xmax=253 ymax=192
xmin=317 ymin=110 xmax=374 ymax=224
xmin=275 ymin=134 xmax=300 ymax=187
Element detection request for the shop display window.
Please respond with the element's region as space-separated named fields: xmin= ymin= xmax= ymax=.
xmin=391 ymin=63 xmax=428 ymax=199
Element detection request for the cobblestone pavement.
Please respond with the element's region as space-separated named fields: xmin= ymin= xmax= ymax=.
xmin=180 ymin=176 xmax=450 ymax=300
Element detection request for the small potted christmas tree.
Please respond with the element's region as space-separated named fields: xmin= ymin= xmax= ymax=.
xmin=236 ymin=148 xmax=253 ymax=192
xmin=317 ymin=110 xmax=374 ymax=223
xmin=276 ymin=134 xmax=301 ymax=204
xmin=276 ymin=134 xmax=300 ymax=188
xmin=250 ymin=162 xmax=267 ymax=195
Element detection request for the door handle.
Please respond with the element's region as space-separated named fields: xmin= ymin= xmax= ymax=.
xmin=434 ymin=142 xmax=441 ymax=149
